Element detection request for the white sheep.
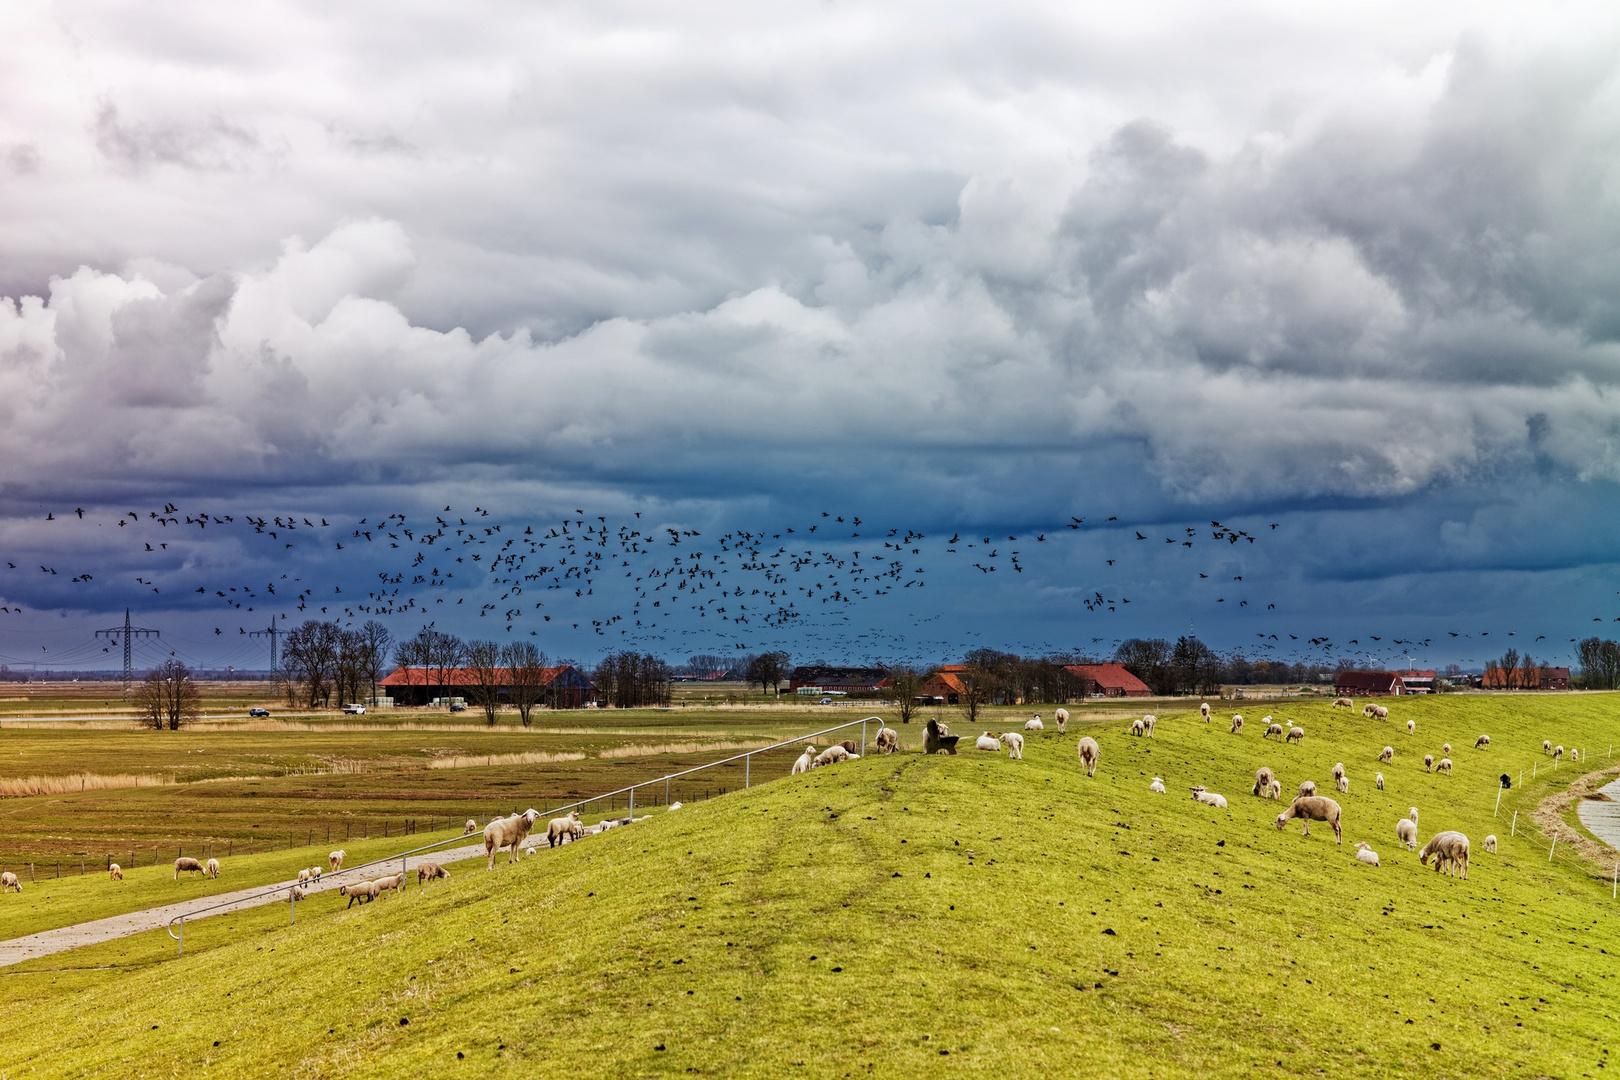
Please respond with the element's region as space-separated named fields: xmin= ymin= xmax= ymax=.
xmin=1149 ymin=777 xmax=1166 ymax=794
xmin=1353 ymin=842 xmax=1380 ymax=866
xmin=1286 ymin=726 xmax=1305 ymax=744
xmin=1276 ymin=796 xmax=1343 ymax=843
xmin=1129 ymin=718 xmax=1145 ymax=737
xmin=174 ymin=857 xmax=205 ymax=880
xmin=1362 ymin=704 xmax=1378 ymax=718
xmin=1333 ymin=697 xmax=1353 ymax=709
xmin=1332 ymin=762 xmax=1346 ymax=782
xmin=791 ymin=745 xmax=817 ymax=774
xmin=813 ymin=745 xmax=852 ymax=767
xmin=1424 ymin=754 xmax=1435 ymax=772
xmin=1475 ymin=735 xmax=1490 ymax=750
xmin=1267 ymin=780 xmax=1282 ymax=799
xmin=668 ymin=801 xmax=683 ymax=811
xmin=1371 ymin=705 xmax=1389 ymax=720
xmin=1264 ymin=722 xmax=1285 ymax=740
xmin=1406 ymin=719 xmax=1415 ymax=734
xmin=1554 ymin=745 xmax=1566 ymax=761
xmin=1252 ymin=767 xmax=1276 ymax=797
xmin=547 ymin=810 xmax=582 ymax=848
xmin=1199 ymin=701 xmax=1211 ymax=722
xmin=1436 ymin=757 xmax=1453 ymax=775
xmin=1419 ymin=831 xmax=1470 ymax=878
xmin=289 ymin=885 xmax=307 ymax=901
xmin=310 ymin=866 xmax=321 ymax=882
xmin=2 ymin=871 xmax=20 ymax=892
xmin=1189 ymin=786 xmax=1228 ymax=808
xmin=340 ymin=880 xmax=378 ymax=908
xmin=1543 ymin=739 xmax=1552 ymax=755
xmin=1142 ymin=715 xmax=1156 ymax=738
xmin=1379 ymin=746 xmax=1394 ymax=764
xmin=329 ymin=850 xmax=345 ymax=871
xmin=1336 ymin=775 xmax=1350 ymax=794
xmin=1054 ymin=708 xmax=1069 ymax=734
xmin=976 ymin=731 xmax=1002 ymax=752
xmin=1570 ymin=747 xmax=1581 ymax=763
xmin=1375 ymin=772 xmax=1384 ymax=790
xmin=1077 ymin=736 xmax=1100 ymax=777
xmin=1230 ymin=714 xmax=1244 ymax=734
xmin=484 ymin=808 xmax=541 ymax=868
xmin=999 ymin=732 xmax=1025 ymax=759
xmin=1396 ymin=818 xmax=1418 ymax=851
xmin=1298 ymin=780 xmax=1317 ymax=798
xmin=109 ymin=863 xmax=122 ymax=881
xmin=1408 ymin=807 xmax=1419 ymax=825
xmin=463 ymin=818 xmax=479 ymax=835
xmin=373 ymin=873 xmax=404 ymax=897
xmin=418 ymin=862 xmax=451 ymax=885
xmin=1025 ymin=716 xmax=1044 ymax=732
xmin=1441 ymin=742 xmax=1452 ymax=756
xmin=1484 ymin=834 xmax=1498 ymax=854
xmin=297 ymin=868 xmax=311 ymax=885
xmin=874 ymin=724 xmax=899 ymax=754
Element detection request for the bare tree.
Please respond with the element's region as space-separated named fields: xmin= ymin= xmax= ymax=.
xmin=356 ymin=620 xmax=393 ymax=705
xmin=502 ymin=640 xmax=548 ymax=727
xmin=466 ymin=639 xmax=504 ymax=726
xmin=427 ymin=630 xmax=466 ymax=705
xmin=747 ymin=651 xmax=790 ymax=697
xmin=134 ymin=659 xmax=201 ymax=730
xmin=885 ymin=664 xmax=925 ymax=724
xmin=283 ymin=620 xmax=341 ymax=708
xmin=395 ymin=628 xmax=432 ymax=704
xmin=1500 ymin=648 xmax=1521 ymax=690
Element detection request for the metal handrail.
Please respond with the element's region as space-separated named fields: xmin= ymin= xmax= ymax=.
xmin=165 ymin=715 xmax=888 ymax=954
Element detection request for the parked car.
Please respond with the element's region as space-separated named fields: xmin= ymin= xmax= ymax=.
xmin=341 ymin=703 xmax=366 ymax=715
xmin=248 ymin=708 xmax=270 ymax=717
xmin=449 ymin=703 xmax=466 ymax=712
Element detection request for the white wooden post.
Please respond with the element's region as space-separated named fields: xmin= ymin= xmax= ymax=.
xmin=745 ymin=755 xmax=751 ymax=789
xmin=1511 ymin=810 xmax=1518 ymax=836
xmin=1494 ymin=787 xmax=1503 ymax=816
xmin=1550 ymin=837 xmax=1557 ymax=861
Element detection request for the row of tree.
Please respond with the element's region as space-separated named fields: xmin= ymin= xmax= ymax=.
xmin=594 ymin=651 xmax=674 ymax=708
xmin=1577 ymin=638 xmax=1620 ymax=690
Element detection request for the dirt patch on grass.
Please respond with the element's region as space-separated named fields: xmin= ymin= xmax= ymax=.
xmin=1531 ymin=763 xmax=1620 ymax=872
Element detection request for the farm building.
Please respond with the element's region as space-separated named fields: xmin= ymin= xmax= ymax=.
xmin=1481 ymin=666 xmax=1571 ymax=691
xmin=377 ymin=665 xmax=599 ymax=709
xmin=1063 ymin=663 xmax=1152 ymax=698
xmin=788 ymin=666 xmax=888 ymax=693
xmin=1334 ymin=671 xmax=1407 ymax=697
xmin=917 ymin=667 xmax=970 ymax=706
xmin=1392 ymin=670 xmax=1437 ymax=693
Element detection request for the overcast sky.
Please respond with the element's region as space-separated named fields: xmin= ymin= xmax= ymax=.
xmin=4 ymin=1 xmax=1620 ymax=672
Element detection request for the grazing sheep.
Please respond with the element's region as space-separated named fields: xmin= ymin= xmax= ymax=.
xmin=1375 ymin=772 xmax=1384 ymax=790
xmin=813 ymin=745 xmax=853 ymax=767
xmin=1569 ymin=747 xmax=1580 ymax=763
xmin=463 ymin=819 xmax=479 ymax=835
xmin=484 ymin=808 xmax=542 ymax=869
xmin=792 ymin=745 xmax=817 ymax=774
xmin=418 ymin=862 xmax=451 ymax=885
xmin=1544 ymin=739 xmax=1552 ymax=755
xmin=297 ymin=868 xmax=311 ymax=885
xmin=875 ymin=725 xmax=899 ymax=753
xmin=1435 ymin=757 xmax=1453 ymax=775
xmin=1149 ymin=777 xmax=1166 ymax=794
xmin=1298 ymin=780 xmax=1317 ymax=798
xmin=1336 ymin=775 xmax=1350 ymax=794
xmin=1379 ymin=746 xmax=1394 ymax=763
xmin=1396 ymin=818 xmax=1418 ymax=851
xmin=1499 ymin=773 xmax=1512 ymax=789
xmin=1054 ymin=708 xmax=1069 ymax=734
xmin=1252 ymin=767 xmax=1276 ymax=797
xmin=1484 ymin=835 xmax=1497 ymax=854
xmin=547 ymin=811 xmax=583 ymax=848
xmin=1332 ymin=762 xmax=1346 ymax=782
xmin=976 ymin=731 xmax=1002 ymax=752
xmin=1230 ymin=714 xmax=1244 ymax=734
xmin=1077 ymin=736 xmax=1100 ymax=777
xmin=1354 ymin=842 xmax=1380 ymax=866
xmin=1409 ymin=807 xmax=1419 ymax=825
xmin=1025 ymin=715 xmax=1044 ymax=732
xmin=1475 ymin=735 xmax=1490 ymax=750
xmin=340 ymin=880 xmax=378 ymax=908
xmin=1441 ymin=742 xmax=1452 ymax=756
xmin=174 ymin=857 xmax=205 ymax=880
xmin=1268 ymin=780 xmax=1282 ymax=799
xmin=109 ymin=864 xmax=122 ymax=881
xmin=836 ymin=739 xmax=860 ymax=755
xmin=1276 ymin=796 xmax=1343 ymax=843
xmin=0 ymin=871 xmax=18 ymax=893
xmin=1424 ymin=754 xmax=1435 ymax=772
xmin=1189 ymin=786 xmax=1228 ymax=808
xmin=1362 ymin=704 xmax=1378 ymax=718
xmin=924 ymin=718 xmax=960 ymax=755
xmin=289 ymin=885 xmax=307 ymax=901
xmin=1142 ymin=715 xmax=1156 ymax=738
xmin=1406 ymin=719 xmax=1415 ymax=734
xmin=1373 ymin=705 xmax=1389 ymax=720
xmin=1286 ymin=726 xmax=1305 ymax=744
xmin=1419 ymin=831 xmax=1471 ymax=878
xmin=329 ymin=849 xmax=345 ymax=871
xmin=999 ymin=732 xmax=1025 ymax=760
xmin=1265 ymin=722 xmax=1285 ymax=740
xmin=1200 ymin=701 xmax=1211 ymax=722
xmin=1333 ymin=697 xmax=1353 ymax=709
xmin=1129 ymin=718 xmax=1145 ymax=737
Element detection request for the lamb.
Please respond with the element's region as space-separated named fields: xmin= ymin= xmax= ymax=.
xmin=1189 ymin=786 xmax=1228 ymax=808
xmin=1054 ymin=708 xmax=1069 ymax=734
xmin=999 ymin=732 xmax=1025 ymax=760
xmin=1333 ymin=697 xmax=1353 ymax=709
xmin=1336 ymin=775 xmax=1350 ymax=794
xmin=1025 ymin=716 xmax=1044 ymax=732
xmin=1286 ymin=726 xmax=1305 ymax=744
xmin=1441 ymin=742 xmax=1452 ymax=756
xmin=1543 ymin=739 xmax=1553 ymax=755
xmin=874 ymin=725 xmax=899 ymax=754
xmin=1424 ymin=754 xmax=1435 ymax=772
xmin=1419 ymin=831 xmax=1470 ymax=878
xmin=309 ymin=866 xmax=321 ymax=882
xmin=1396 ymin=818 xmax=1418 ymax=851
xmin=1570 ymin=747 xmax=1581 ymax=763
xmin=1252 ymin=767 xmax=1276 ymax=797
xmin=373 ymin=873 xmax=405 ymax=896
xmin=813 ymin=745 xmax=853 ymax=767
xmin=791 ymin=745 xmax=817 ymax=774
xmin=290 ymin=885 xmax=307 ymax=901
xmin=329 ymin=849 xmax=345 ymax=871
xmin=1267 ymin=780 xmax=1282 ymax=799
xmin=484 ymin=808 xmax=542 ymax=868
xmin=1149 ymin=777 xmax=1166 ymax=794
xmin=174 ymin=857 xmax=205 ymax=880
xmin=1276 ymin=796 xmax=1343 ymax=843
xmin=463 ymin=819 xmax=479 ymax=835
xmin=1077 ymin=736 xmax=1100 ymax=777
xmin=1406 ymin=719 xmax=1415 ymax=734
xmin=547 ymin=810 xmax=583 ymax=848
xmin=1142 ymin=715 xmax=1156 ymax=738
xmin=1375 ymin=772 xmax=1384 ymax=790
xmin=1484 ymin=835 xmax=1498 ymax=854
xmin=976 ymin=731 xmax=1002 ymax=752
xmin=1230 ymin=714 xmax=1244 ymax=734
xmin=109 ymin=864 xmax=122 ymax=881
xmin=1200 ymin=701 xmax=1211 ymax=721
xmin=1353 ymin=842 xmax=1380 ymax=866
xmin=1129 ymin=718 xmax=1145 ymax=737
xmin=297 ymin=868 xmax=311 ymax=885
xmin=924 ymin=718 xmax=960 ymax=755
xmin=1298 ymin=780 xmax=1317 ymax=798
xmin=1264 ymin=722 xmax=1285 ymax=740
xmin=1379 ymin=746 xmax=1394 ymax=763
xmin=418 ymin=862 xmax=451 ymax=885
xmin=341 ymin=880 xmax=378 ymax=908
xmin=1436 ymin=757 xmax=1453 ymax=775
xmin=0 ymin=871 xmax=18 ymax=893
xmin=1332 ymin=762 xmax=1346 ymax=782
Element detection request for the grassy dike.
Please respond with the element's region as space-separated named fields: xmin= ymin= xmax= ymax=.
xmin=0 ymin=694 xmax=1617 ymax=1077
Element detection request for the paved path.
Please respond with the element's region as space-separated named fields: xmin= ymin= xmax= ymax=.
xmin=1576 ymin=777 xmax=1620 ymax=851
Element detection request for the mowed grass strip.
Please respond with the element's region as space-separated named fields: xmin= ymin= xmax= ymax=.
xmin=0 ymin=695 xmax=1616 ymax=1076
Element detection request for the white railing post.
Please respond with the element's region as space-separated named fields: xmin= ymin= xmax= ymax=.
xmin=1550 ymin=837 xmax=1557 ymax=861
xmin=861 ymin=718 xmax=868 ymax=753
xmin=291 ymin=888 xmax=296 ymax=924
xmin=1511 ymin=810 xmax=1518 ymax=836
xmin=1494 ymin=788 xmax=1503 ymax=817
xmin=745 ymin=754 xmax=751 ymax=788
xmin=628 ymin=787 xmax=634 ymax=817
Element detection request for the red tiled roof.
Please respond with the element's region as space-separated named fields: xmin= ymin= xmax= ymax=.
xmin=1063 ymin=663 xmax=1152 ymax=695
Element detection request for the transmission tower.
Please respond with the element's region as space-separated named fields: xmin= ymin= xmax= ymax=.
xmin=249 ymin=620 xmax=283 ymax=677
xmin=94 ymin=609 xmax=161 ymax=698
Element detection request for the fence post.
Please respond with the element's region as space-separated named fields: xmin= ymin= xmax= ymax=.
xmin=862 ymin=718 xmax=869 ymax=752
xmin=1512 ymin=810 xmax=1518 ymax=836
xmin=745 ymin=754 xmax=751 ymax=789
xmin=629 ymin=787 xmax=634 ymax=818
xmin=290 ymin=888 xmax=296 ymax=925
xmin=1550 ymin=837 xmax=1557 ymax=861
xmin=666 ymin=777 xmax=670 ymax=805
xmin=1494 ymin=788 xmax=1503 ymax=817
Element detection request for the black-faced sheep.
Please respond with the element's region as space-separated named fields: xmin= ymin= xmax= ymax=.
xmin=1077 ymin=736 xmax=1100 ymax=777
xmin=1252 ymin=767 xmax=1276 ymax=797
xmin=418 ymin=862 xmax=451 ymax=885
xmin=1499 ymin=773 xmax=1512 ymax=789
xmin=791 ymin=745 xmax=817 ymax=774
xmin=1424 ymin=754 xmax=1435 ymax=772
xmin=1200 ymin=701 xmax=1211 ymax=721
xmin=1189 ymin=786 xmax=1228 ymax=808
xmin=485 ymin=808 xmax=541 ymax=868
xmin=463 ymin=819 xmax=479 ymax=835
xmin=205 ymin=858 xmax=220 ymax=879
xmin=1406 ymin=719 xmax=1415 ymax=734
xmin=547 ymin=811 xmax=582 ymax=847
xmin=1436 ymin=757 xmax=1453 ymax=775
xmin=298 ymin=868 xmax=311 ymax=886
xmin=1543 ymin=740 xmax=1552 ymax=755
xmin=1379 ymin=746 xmax=1394 ymax=763
xmin=1441 ymin=742 xmax=1451 ymax=756
xmin=1332 ymin=762 xmax=1346 ymax=782
xmin=1475 ymin=735 xmax=1490 ymax=750
xmin=289 ymin=885 xmax=307 ymax=901
xmin=1 ymin=871 xmax=20 ymax=892
xmin=1419 ymin=831 xmax=1470 ymax=878
xmin=1298 ymin=780 xmax=1317 ymax=798
xmin=1286 ymin=726 xmax=1305 ymax=744
xmin=1230 ymin=714 xmax=1244 ymax=734
xmin=1554 ymin=745 xmax=1565 ymax=761
xmin=1054 ymin=708 xmax=1069 ymax=734
xmin=1396 ymin=818 xmax=1418 ymax=851
xmin=924 ymin=718 xmax=960 ymax=755
xmin=1484 ymin=835 xmax=1497 ymax=854
xmin=109 ymin=864 xmax=122 ymax=881
xmin=1265 ymin=722 xmax=1285 ymax=740
xmin=1276 ymin=796 xmax=1343 ymax=843
xmin=976 ymin=732 xmax=1002 ymax=752
xmin=340 ymin=880 xmax=378 ymax=908
xmin=174 ymin=857 xmax=205 ymax=880
xmin=1354 ymin=842 xmax=1380 ymax=866
xmin=999 ymin=732 xmax=1024 ymax=759
xmin=329 ymin=849 xmax=345 ymax=871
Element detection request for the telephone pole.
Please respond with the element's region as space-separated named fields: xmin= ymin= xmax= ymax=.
xmin=94 ymin=609 xmax=160 ymax=698
xmin=249 ymin=620 xmax=283 ymax=677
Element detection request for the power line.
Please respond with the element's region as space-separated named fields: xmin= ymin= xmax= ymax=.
xmin=94 ymin=609 xmax=160 ymax=697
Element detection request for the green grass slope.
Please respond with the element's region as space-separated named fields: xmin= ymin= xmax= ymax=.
xmin=2 ymin=695 xmax=1619 ymax=1078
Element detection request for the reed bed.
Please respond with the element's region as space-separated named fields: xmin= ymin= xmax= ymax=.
xmin=0 ymin=772 xmax=173 ymax=797
xmin=596 ymin=739 xmax=777 ymax=759
xmin=428 ymin=751 xmax=588 ymax=769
